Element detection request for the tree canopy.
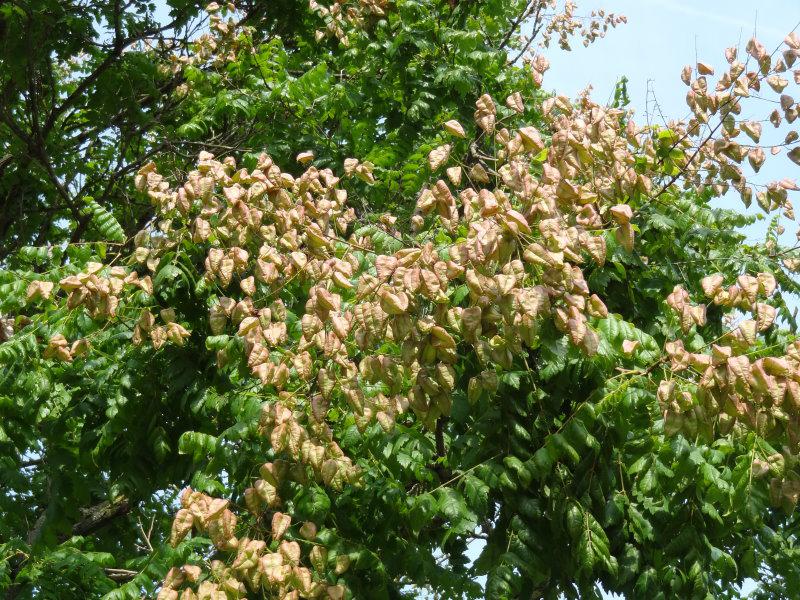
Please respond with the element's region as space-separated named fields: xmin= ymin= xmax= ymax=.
xmin=2 ymin=1 xmax=800 ymax=599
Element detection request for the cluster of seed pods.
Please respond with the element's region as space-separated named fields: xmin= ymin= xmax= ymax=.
xmin=15 ymin=8 xmax=800 ymax=595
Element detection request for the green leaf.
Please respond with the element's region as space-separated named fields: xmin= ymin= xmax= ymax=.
xmin=81 ymin=197 xmax=125 ymax=243
xmin=177 ymin=431 xmax=217 ymax=462
xmin=463 ymin=473 xmax=490 ymax=515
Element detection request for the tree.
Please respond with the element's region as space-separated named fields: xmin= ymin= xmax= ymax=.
xmin=2 ymin=1 xmax=800 ymax=599
xmin=0 ymin=0 xmax=615 ymax=258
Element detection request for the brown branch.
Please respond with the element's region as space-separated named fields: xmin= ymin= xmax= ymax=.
xmin=497 ymin=0 xmax=537 ymax=52
xmin=42 ymin=17 xmax=185 ymax=136
xmin=72 ymin=497 xmax=132 ymax=537
xmin=0 ymin=153 xmax=12 ymax=174
xmin=136 ymin=516 xmax=154 ymax=553
xmin=428 ymin=416 xmax=453 ymax=483
xmin=4 ymin=497 xmax=133 ymax=599
xmin=104 ymin=568 xmax=139 ymax=582
xmin=648 ymin=115 xmax=728 ymax=206
xmin=508 ymin=2 xmax=545 ymax=65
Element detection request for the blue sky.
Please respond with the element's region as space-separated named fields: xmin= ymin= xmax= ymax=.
xmin=147 ymin=2 xmax=797 ymax=596
xmin=540 ymin=0 xmax=800 ymax=256
xmin=522 ymin=4 xmax=799 ymax=596
xmin=543 ymin=0 xmax=796 ymax=107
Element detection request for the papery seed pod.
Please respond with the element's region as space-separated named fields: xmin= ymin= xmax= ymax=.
xmin=446 ymin=166 xmax=462 ymax=186
xmin=296 ymin=150 xmax=315 ymax=164
xmin=443 ymin=119 xmax=466 ymax=138
xmin=271 ymin=512 xmax=291 ymax=540
xmin=240 ymin=276 xmax=256 ymax=296
xmin=701 ymin=273 xmax=724 ymax=297
xmin=428 ymin=144 xmax=451 ymax=171
xmin=518 ymin=126 xmax=545 ymax=152
xmin=697 ymin=61 xmax=714 ymax=76
xmin=506 ymin=92 xmax=524 ymax=113
xmin=755 ymin=302 xmax=777 ymax=331
xmin=681 ymin=65 xmax=693 ymax=85
xmin=609 ymin=204 xmax=633 ymax=224
xmin=615 ymin=222 xmax=634 ymax=252
xmin=25 ymin=280 xmax=54 ymax=302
